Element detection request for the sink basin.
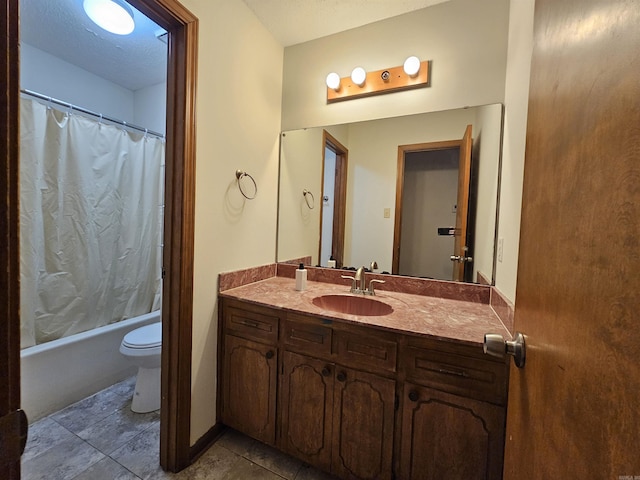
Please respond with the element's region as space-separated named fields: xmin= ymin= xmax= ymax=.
xmin=312 ymin=294 xmax=394 ymax=316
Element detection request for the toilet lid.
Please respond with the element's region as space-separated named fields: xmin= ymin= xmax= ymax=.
xmin=123 ymin=322 xmax=162 ymax=349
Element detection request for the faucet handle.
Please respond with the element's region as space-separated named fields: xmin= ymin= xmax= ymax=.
xmin=341 ymin=275 xmax=358 ymax=293
xmin=370 ymin=261 xmax=378 ymax=271
xmin=366 ymin=279 xmax=385 ymax=296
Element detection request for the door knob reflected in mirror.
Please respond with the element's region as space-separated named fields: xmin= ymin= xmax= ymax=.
xmin=483 ymin=332 xmax=526 ymax=368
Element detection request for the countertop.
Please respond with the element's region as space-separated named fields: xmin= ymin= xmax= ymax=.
xmin=219 ymin=276 xmax=510 ymax=347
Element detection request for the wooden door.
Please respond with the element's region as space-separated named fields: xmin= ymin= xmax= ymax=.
xmin=399 ymin=383 xmax=505 ymax=480
xmin=452 ymin=125 xmax=472 ymax=281
xmin=221 ymin=335 xmax=277 ymax=445
xmin=331 ymin=367 xmax=395 ymax=480
xmin=280 ymin=351 xmax=334 ymax=471
xmin=503 ymin=0 xmax=640 ymax=477
xmin=0 ymin=1 xmax=28 ymax=478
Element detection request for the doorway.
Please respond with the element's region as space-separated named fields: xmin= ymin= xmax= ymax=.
xmin=393 ymin=125 xmax=473 ymax=281
xmin=0 ymin=0 xmax=198 ymax=475
xmin=319 ymin=131 xmax=348 ymax=268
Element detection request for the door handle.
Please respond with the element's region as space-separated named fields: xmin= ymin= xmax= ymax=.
xmin=483 ymin=332 xmax=526 ymax=368
xmin=450 ymin=255 xmax=473 ymax=263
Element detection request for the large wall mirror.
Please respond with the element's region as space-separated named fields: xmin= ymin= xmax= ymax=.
xmin=277 ymin=103 xmax=504 ymax=285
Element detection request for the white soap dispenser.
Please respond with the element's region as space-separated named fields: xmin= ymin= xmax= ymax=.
xmin=295 ymin=263 xmax=307 ymax=291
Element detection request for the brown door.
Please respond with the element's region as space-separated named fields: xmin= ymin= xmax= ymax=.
xmin=1 ymin=1 xmax=28 ymax=478
xmin=452 ymin=124 xmax=472 ymax=281
xmin=503 ymin=0 xmax=640 ymax=477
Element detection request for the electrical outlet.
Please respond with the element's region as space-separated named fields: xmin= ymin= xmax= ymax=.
xmin=498 ymin=238 xmax=504 ymax=262
xmin=384 ymin=208 xmax=390 ymax=218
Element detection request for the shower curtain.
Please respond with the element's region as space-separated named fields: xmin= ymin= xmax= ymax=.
xmin=20 ymin=97 xmax=164 ymax=349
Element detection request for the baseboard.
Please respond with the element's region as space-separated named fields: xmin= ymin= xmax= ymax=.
xmin=189 ymin=422 xmax=227 ymax=463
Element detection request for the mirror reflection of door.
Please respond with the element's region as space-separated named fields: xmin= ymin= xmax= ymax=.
xmin=393 ymin=125 xmax=473 ymax=281
xmin=319 ymin=131 xmax=348 ymax=267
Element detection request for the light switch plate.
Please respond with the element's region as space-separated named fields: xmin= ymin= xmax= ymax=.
xmin=384 ymin=208 xmax=390 ymax=218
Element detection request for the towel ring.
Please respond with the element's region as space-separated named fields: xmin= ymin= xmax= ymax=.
xmin=303 ymin=189 xmax=315 ymax=209
xmin=236 ymin=170 xmax=257 ymax=200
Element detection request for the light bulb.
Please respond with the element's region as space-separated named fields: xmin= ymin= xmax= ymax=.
xmin=351 ymin=67 xmax=366 ymax=87
xmin=403 ymin=56 xmax=421 ymax=76
xmin=83 ymin=0 xmax=135 ymax=35
xmin=326 ymin=72 xmax=341 ymax=90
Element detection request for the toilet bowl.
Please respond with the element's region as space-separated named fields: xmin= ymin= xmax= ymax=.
xmin=119 ymin=322 xmax=161 ymax=413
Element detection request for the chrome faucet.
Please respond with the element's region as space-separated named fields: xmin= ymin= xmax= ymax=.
xmin=341 ymin=262 xmax=385 ymax=295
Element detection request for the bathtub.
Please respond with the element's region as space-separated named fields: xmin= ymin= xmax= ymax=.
xmin=20 ymin=310 xmax=161 ymax=423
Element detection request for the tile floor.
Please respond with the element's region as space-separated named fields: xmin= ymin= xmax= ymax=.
xmin=22 ymin=377 xmax=338 ymax=480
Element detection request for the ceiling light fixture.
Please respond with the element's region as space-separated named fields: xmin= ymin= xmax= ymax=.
xmin=83 ymin=0 xmax=135 ymax=35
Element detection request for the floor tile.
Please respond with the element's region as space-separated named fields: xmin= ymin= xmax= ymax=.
xmin=109 ymin=422 xmax=174 ymax=480
xmin=22 ymin=433 xmax=105 ymax=480
xmin=217 ymin=455 xmax=286 ymax=480
xmin=244 ymin=437 xmax=303 ymax=479
xmin=22 ymin=417 xmax=76 ymax=462
xmin=71 ymin=457 xmax=141 ymax=480
xmin=295 ymin=464 xmax=341 ymax=480
xmin=77 ymin=406 xmax=159 ymax=454
xmin=215 ymin=428 xmax=258 ymax=457
xmin=110 ymin=376 xmax=137 ymax=398
xmin=50 ymin=387 xmax=131 ymax=434
xmin=174 ymin=443 xmax=243 ymax=480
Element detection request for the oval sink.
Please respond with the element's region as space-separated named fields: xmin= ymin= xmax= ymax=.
xmin=312 ymin=294 xmax=394 ymax=316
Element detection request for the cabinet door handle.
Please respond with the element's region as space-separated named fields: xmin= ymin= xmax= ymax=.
xmin=336 ymin=371 xmax=347 ymax=382
xmin=265 ymin=350 xmax=275 ymax=359
xmin=438 ymin=368 xmax=468 ymax=378
xmin=408 ymin=390 xmax=419 ymax=402
xmin=321 ymin=366 xmax=331 ymax=377
xmin=243 ymin=319 xmax=259 ymax=327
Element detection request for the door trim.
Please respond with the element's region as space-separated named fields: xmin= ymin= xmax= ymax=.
xmin=0 ymin=1 xmax=21 ymax=478
xmin=393 ymin=140 xmax=462 ymax=274
xmin=320 ymin=131 xmax=348 ymax=268
xmin=3 ymin=0 xmax=198 ymax=474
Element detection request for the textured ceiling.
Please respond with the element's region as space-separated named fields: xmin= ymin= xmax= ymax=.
xmin=20 ymin=0 xmax=167 ymax=91
xmin=241 ymin=0 xmax=451 ymax=46
xmin=19 ymin=0 xmax=449 ymax=91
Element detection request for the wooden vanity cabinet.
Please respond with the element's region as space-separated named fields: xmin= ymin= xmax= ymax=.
xmin=398 ymin=336 xmax=509 ymax=480
xmin=218 ymin=298 xmax=508 ymax=480
xmin=280 ymin=315 xmax=396 ymax=480
xmin=219 ymin=300 xmax=280 ymax=445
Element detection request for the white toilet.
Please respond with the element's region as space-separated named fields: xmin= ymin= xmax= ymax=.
xmin=119 ymin=322 xmax=162 ymax=413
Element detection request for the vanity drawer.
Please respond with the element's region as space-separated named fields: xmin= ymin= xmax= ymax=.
xmin=335 ymin=330 xmax=397 ymax=374
xmin=402 ymin=346 xmax=508 ymax=405
xmin=283 ymin=314 xmax=332 ymax=357
xmin=223 ymin=305 xmax=279 ymax=344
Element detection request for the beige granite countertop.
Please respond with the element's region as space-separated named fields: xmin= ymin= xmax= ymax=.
xmin=219 ymin=276 xmax=510 ymax=347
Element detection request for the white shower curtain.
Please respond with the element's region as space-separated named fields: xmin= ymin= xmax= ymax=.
xmin=20 ymin=97 xmax=164 ymax=348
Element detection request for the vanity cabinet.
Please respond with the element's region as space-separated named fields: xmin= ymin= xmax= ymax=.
xmin=218 ymin=297 xmax=508 ymax=480
xmin=219 ymin=302 xmax=280 ymax=445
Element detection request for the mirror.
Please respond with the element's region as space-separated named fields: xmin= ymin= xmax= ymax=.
xmin=277 ymin=104 xmax=503 ymax=285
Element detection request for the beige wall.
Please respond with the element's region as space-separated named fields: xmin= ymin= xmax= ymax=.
xmin=281 ymin=0 xmax=510 ymax=131
xmin=494 ymin=0 xmax=535 ymax=302
xmin=180 ymin=0 xmax=283 ymax=444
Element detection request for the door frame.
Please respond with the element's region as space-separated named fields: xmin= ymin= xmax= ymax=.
xmin=392 ymin=139 xmax=462 ymax=275
xmin=1 ymin=0 xmax=198 ymax=474
xmin=319 ymin=131 xmax=348 ymax=268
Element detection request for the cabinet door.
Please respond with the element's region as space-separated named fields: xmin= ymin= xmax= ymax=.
xmin=280 ymin=351 xmax=334 ymax=471
xmin=332 ymin=367 xmax=395 ymax=480
xmin=221 ymin=335 xmax=277 ymax=445
xmin=399 ymin=383 xmax=505 ymax=480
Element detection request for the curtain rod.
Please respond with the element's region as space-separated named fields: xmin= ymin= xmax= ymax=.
xmin=20 ymin=89 xmax=165 ymax=139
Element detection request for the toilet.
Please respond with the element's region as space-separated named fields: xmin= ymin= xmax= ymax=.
xmin=119 ymin=322 xmax=162 ymax=413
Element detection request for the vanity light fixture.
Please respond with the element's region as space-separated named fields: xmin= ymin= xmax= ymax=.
xmin=83 ymin=0 xmax=135 ymax=35
xmin=326 ymin=57 xmax=430 ymax=103
xmin=350 ymin=67 xmax=367 ymax=87
xmin=403 ymin=56 xmax=421 ymax=76
xmin=326 ymin=72 xmax=341 ymax=91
